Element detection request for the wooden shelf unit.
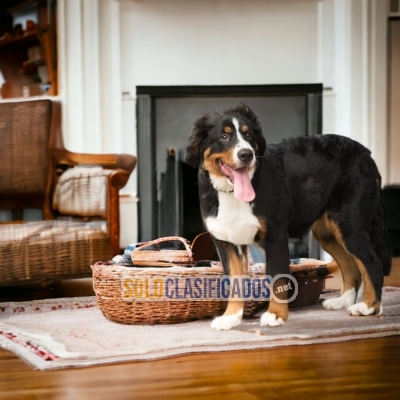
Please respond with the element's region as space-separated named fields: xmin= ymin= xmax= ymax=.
xmin=0 ymin=0 xmax=57 ymax=99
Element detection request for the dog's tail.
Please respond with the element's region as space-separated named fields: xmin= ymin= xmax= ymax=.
xmin=371 ymin=202 xmax=392 ymax=276
xmin=365 ymin=157 xmax=392 ymax=277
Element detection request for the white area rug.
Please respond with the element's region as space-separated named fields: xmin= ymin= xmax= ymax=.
xmin=1 ymin=288 xmax=400 ymax=370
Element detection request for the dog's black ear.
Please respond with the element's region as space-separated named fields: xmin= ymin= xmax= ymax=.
xmin=224 ymin=103 xmax=266 ymax=156
xmin=186 ymin=112 xmax=218 ymax=168
xmin=256 ymin=134 xmax=267 ymax=156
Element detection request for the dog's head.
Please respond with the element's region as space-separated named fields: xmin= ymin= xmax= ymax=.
xmin=186 ymin=103 xmax=266 ymax=202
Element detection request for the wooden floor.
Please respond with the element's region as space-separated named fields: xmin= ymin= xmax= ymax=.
xmin=0 ymin=259 xmax=399 ymax=399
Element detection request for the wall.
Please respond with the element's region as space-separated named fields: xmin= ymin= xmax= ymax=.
xmin=119 ymin=0 xmax=321 ymax=87
xmin=388 ymin=19 xmax=400 ymax=183
xmin=57 ymin=0 xmax=393 ymax=246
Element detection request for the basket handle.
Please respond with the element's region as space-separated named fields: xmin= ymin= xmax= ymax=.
xmin=136 ymin=236 xmax=193 ymax=259
xmin=172 ymin=236 xmax=193 ymax=259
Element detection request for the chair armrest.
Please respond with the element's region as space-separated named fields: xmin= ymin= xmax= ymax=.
xmin=51 ymin=148 xmax=137 ymax=255
xmin=51 ymin=148 xmax=136 ymax=174
xmin=108 ymin=170 xmax=134 ymax=255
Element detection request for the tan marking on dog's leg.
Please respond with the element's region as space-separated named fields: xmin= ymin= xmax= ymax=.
xmin=313 ymin=216 xmax=361 ymax=293
xmin=224 ymin=300 xmax=245 ymax=316
xmin=314 ymin=214 xmax=381 ymax=315
xmin=348 ymin=256 xmax=381 ymax=315
xmin=328 ymin=218 xmax=380 ymax=313
xmin=224 ymin=245 xmax=247 ymax=316
xmin=313 ymin=215 xmax=361 ymax=310
xmin=268 ymin=299 xmax=289 ymax=321
xmin=260 ymin=300 xmax=288 ymax=327
xmin=211 ymin=245 xmax=247 ymax=330
xmin=260 ymin=277 xmax=289 ymax=327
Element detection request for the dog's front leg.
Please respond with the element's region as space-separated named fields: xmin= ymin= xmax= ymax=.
xmin=211 ymin=239 xmax=247 ymax=330
xmin=261 ymin=234 xmax=290 ymax=327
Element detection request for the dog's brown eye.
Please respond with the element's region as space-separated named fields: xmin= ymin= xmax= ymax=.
xmin=245 ymin=132 xmax=252 ymax=139
xmin=220 ymin=134 xmax=229 ymax=141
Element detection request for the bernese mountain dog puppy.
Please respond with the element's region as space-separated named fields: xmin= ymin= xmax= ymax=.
xmin=185 ymin=103 xmax=391 ymax=330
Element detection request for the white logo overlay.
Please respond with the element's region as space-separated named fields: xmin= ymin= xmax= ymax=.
xmin=121 ymin=274 xmax=298 ymax=303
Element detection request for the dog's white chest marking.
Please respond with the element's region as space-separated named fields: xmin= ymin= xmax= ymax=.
xmin=205 ymin=192 xmax=260 ymax=245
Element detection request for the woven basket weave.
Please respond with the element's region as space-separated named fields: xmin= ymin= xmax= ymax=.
xmin=0 ymin=221 xmax=112 ymax=284
xmin=92 ymin=262 xmax=263 ymax=325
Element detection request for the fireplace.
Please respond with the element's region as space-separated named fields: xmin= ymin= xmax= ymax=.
xmin=136 ymin=84 xmax=323 ymax=247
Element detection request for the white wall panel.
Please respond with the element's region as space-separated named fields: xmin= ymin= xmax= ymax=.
xmin=82 ymin=0 xmax=102 ymax=153
xmin=58 ymin=0 xmax=120 ymax=153
xmin=120 ymin=0 xmax=321 ymax=87
xmin=60 ymin=0 xmax=85 ymax=151
xmin=99 ymin=0 xmax=123 ymax=153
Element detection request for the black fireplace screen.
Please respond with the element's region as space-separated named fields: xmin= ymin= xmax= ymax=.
xmin=136 ymin=84 xmax=323 ymax=243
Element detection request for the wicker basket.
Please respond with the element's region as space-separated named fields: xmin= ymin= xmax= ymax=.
xmin=92 ymin=233 xmax=331 ymax=325
xmin=92 ymin=262 xmax=263 ymax=325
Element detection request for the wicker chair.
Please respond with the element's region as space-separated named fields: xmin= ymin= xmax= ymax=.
xmin=0 ymin=99 xmax=136 ymax=285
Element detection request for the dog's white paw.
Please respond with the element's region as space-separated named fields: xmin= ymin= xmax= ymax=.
xmin=260 ymin=312 xmax=285 ymax=327
xmin=211 ymin=310 xmax=243 ymax=330
xmin=348 ymin=302 xmax=382 ymax=316
xmin=323 ymin=288 xmax=357 ymax=310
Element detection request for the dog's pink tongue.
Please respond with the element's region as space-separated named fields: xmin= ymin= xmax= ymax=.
xmin=231 ymin=167 xmax=255 ymax=202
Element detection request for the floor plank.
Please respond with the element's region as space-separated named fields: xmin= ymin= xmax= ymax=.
xmin=0 ymin=258 xmax=399 ymax=399
xmin=0 ymin=337 xmax=399 ymax=399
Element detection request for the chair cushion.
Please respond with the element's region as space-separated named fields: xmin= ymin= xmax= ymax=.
xmin=53 ymin=166 xmax=112 ymax=218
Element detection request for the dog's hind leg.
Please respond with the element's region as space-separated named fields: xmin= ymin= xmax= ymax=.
xmin=315 ymin=214 xmax=383 ymax=315
xmin=312 ymin=215 xmax=362 ymax=310
xmin=211 ymin=240 xmax=248 ymax=330
xmin=342 ymin=156 xmax=385 ymax=315
xmin=344 ymin=235 xmax=384 ymax=316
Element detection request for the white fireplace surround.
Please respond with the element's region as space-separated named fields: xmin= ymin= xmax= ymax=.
xmin=56 ymin=0 xmax=392 ymax=245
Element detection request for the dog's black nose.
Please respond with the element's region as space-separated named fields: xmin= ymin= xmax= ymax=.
xmin=237 ymin=149 xmax=254 ymax=163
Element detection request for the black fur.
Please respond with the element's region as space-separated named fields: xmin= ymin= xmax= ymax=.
xmin=186 ymin=103 xmax=391 ymax=322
